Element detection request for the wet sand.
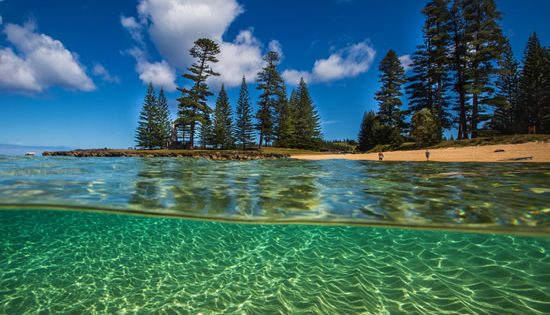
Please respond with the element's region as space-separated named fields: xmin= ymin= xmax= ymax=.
xmin=292 ymin=142 xmax=550 ymax=163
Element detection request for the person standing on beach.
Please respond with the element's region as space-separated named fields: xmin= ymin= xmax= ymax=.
xmin=425 ymin=149 xmax=430 ymax=161
xmin=378 ymin=151 xmax=384 ymax=161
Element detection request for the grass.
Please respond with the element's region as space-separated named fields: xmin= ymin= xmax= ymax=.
xmin=429 ymin=134 xmax=550 ymax=149
xmin=260 ymin=147 xmax=326 ymax=155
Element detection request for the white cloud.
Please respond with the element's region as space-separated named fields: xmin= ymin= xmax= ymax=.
xmin=0 ymin=47 xmax=41 ymax=92
xmin=127 ymin=47 xmax=177 ymax=91
xmin=93 ymin=64 xmax=120 ymax=83
xmin=209 ymin=29 xmax=264 ymax=87
xmin=281 ymin=69 xmax=312 ymax=85
xmin=122 ymin=0 xmax=277 ymax=88
xmin=282 ymin=40 xmax=376 ymax=85
xmin=0 ymin=22 xmax=95 ymax=93
xmin=268 ymin=40 xmax=283 ymax=58
xmin=399 ymin=54 xmax=412 ymax=72
xmin=136 ymin=0 xmax=242 ymax=68
xmin=120 ymin=15 xmax=143 ymax=44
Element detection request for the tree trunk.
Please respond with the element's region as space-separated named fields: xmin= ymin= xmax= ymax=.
xmin=471 ymin=92 xmax=478 ymax=138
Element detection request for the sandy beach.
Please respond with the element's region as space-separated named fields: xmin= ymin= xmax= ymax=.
xmin=292 ymin=141 xmax=550 ymax=162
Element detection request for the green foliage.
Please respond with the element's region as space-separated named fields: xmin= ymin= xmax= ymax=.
xmin=518 ymin=33 xmax=550 ymax=133
xmin=492 ymin=39 xmax=520 ymax=133
xmin=177 ymin=38 xmax=220 ymax=149
xmin=357 ymin=111 xmax=378 ymax=152
xmin=256 ymin=51 xmax=285 ymax=147
xmin=411 ymin=108 xmax=441 ymax=147
xmin=212 ymin=85 xmax=234 ymax=149
xmin=135 ymin=83 xmax=158 ymax=149
xmin=234 ymin=77 xmax=255 ymax=149
xmin=274 ymin=85 xmax=295 ymax=147
xmin=462 ymin=0 xmax=505 ymax=138
xmin=376 ymin=49 xmax=406 ymax=129
xmin=154 ymin=88 xmax=172 ymax=149
xmin=293 ymin=78 xmax=322 ymax=149
xmin=407 ymin=0 xmax=452 ymax=138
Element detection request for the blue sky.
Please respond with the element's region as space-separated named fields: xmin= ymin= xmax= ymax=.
xmin=0 ymin=0 xmax=549 ymax=148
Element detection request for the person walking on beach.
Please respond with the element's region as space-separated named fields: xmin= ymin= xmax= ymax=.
xmin=378 ymin=151 xmax=384 ymax=161
xmin=425 ymin=149 xmax=430 ymax=161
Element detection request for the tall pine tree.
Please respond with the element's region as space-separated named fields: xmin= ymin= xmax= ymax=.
xmin=256 ymin=51 xmax=284 ymax=147
xmin=375 ymin=50 xmax=406 ymax=142
xmin=462 ymin=0 xmax=505 ymax=138
xmin=293 ymin=78 xmax=321 ymax=149
xmin=235 ymin=76 xmax=255 ymax=149
xmin=135 ymin=83 xmax=157 ymax=149
xmin=212 ymin=84 xmax=234 ymax=149
xmin=450 ymin=0 xmax=470 ymax=139
xmin=274 ymin=84 xmax=295 ymax=147
xmin=177 ymin=38 xmax=220 ymax=149
xmin=155 ymin=88 xmax=172 ymax=149
xmin=518 ymin=33 xmax=550 ymax=133
xmin=492 ymin=38 xmax=520 ymax=133
xmin=407 ymin=0 xmax=452 ymax=140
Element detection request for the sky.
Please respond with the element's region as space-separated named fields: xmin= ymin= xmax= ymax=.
xmin=0 ymin=0 xmax=549 ymax=148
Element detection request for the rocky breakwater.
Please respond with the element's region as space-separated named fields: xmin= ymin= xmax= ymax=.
xmin=42 ymin=149 xmax=289 ymax=161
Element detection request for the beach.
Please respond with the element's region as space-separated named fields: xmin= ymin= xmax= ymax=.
xmin=292 ymin=141 xmax=550 ymax=162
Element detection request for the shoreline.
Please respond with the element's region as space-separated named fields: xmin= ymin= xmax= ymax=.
xmin=42 ymin=149 xmax=288 ymax=160
xmin=291 ymin=142 xmax=550 ymax=163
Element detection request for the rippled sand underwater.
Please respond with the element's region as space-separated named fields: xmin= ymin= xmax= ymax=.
xmin=1 ymin=209 xmax=549 ymax=314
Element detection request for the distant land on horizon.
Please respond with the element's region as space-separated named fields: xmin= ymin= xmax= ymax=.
xmin=0 ymin=143 xmax=73 ymax=156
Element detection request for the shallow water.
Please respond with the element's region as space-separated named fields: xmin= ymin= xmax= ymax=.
xmin=0 ymin=156 xmax=549 ymax=233
xmin=1 ymin=209 xmax=549 ymax=314
xmin=0 ymin=156 xmax=549 ymax=313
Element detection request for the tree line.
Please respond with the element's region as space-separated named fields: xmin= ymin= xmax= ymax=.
xmin=358 ymin=0 xmax=550 ymax=151
xmin=136 ymin=40 xmax=322 ymax=150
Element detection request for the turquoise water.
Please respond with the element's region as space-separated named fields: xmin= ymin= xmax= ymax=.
xmin=1 ymin=156 xmax=550 ymax=313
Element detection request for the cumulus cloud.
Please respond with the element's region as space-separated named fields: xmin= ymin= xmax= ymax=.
xmin=93 ymin=64 xmax=120 ymax=83
xmin=122 ymin=0 xmax=275 ymax=88
xmin=0 ymin=21 xmax=95 ymax=93
xmin=268 ymin=40 xmax=283 ymax=59
xmin=282 ymin=40 xmax=376 ymax=85
xmin=399 ymin=54 xmax=413 ymax=72
xmin=209 ymin=29 xmax=264 ymax=87
xmin=127 ymin=47 xmax=177 ymax=91
xmin=137 ymin=0 xmax=242 ymax=68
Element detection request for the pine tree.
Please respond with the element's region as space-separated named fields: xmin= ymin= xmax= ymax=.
xmin=375 ymin=50 xmax=406 ymax=143
xmin=274 ymin=84 xmax=295 ymax=147
xmin=450 ymin=0 xmax=470 ymax=140
xmin=492 ymin=38 xmax=520 ymax=133
xmin=135 ymin=83 xmax=157 ymax=149
xmin=177 ymin=38 xmax=220 ymax=149
xmin=235 ymin=77 xmax=255 ymax=149
xmin=256 ymin=51 xmax=284 ymax=147
xmin=407 ymin=0 xmax=452 ymax=140
xmin=462 ymin=0 xmax=505 ymax=138
xmin=155 ymin=88 xmax=172 ymax=148
xmin=212 ymin=84 xmax=234 ymax=149
xmin=518 ymin=33 xmax=550 ymax=133
xmin=293 ymin=78 xmax=322 ymax=149
xmin=357 ymin=111 xmax=378 ymax=152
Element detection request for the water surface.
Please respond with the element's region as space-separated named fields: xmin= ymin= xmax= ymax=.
xmin=0 ymin=156 xmax=549 ymax=233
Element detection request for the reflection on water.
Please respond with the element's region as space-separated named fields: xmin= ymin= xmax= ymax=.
xmin=0 ymin=156 xmax=549 ymax=233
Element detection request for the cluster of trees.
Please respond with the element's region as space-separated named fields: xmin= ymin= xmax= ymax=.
xmin=135 ymin=83 xmax=172 ymax=149
xmin=359 ymin=0 xmax=550 ymax=151
xmin=136 ymin=39 xmax=322 ymax=150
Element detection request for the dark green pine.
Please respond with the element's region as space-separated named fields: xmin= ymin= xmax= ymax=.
xmin=212 ymin=84 xmax=234 ymax=149
xmin=375 ymin=49 xmax=406 ymax=132
xmin=135 ymin=83 xmax=157 ymax=150
xmin=518 ymin=33 xmax=550 ymax=133
xmin=492 ymin=38 xmax=520 ymax=133
xmin=155 ymin=88 xmax=172 ymax=149
xmin=256 ymin=51 xmax=285 ymax=147
xmin=235 ymin=77 xmax=255 ymax=149
xmin=293 ymin=78 xmax=322 ymax=149
xmin=176 ymin=38 xmax=220 ymax=149
xmin=462 ymin=0 xmax=505 ymax=138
